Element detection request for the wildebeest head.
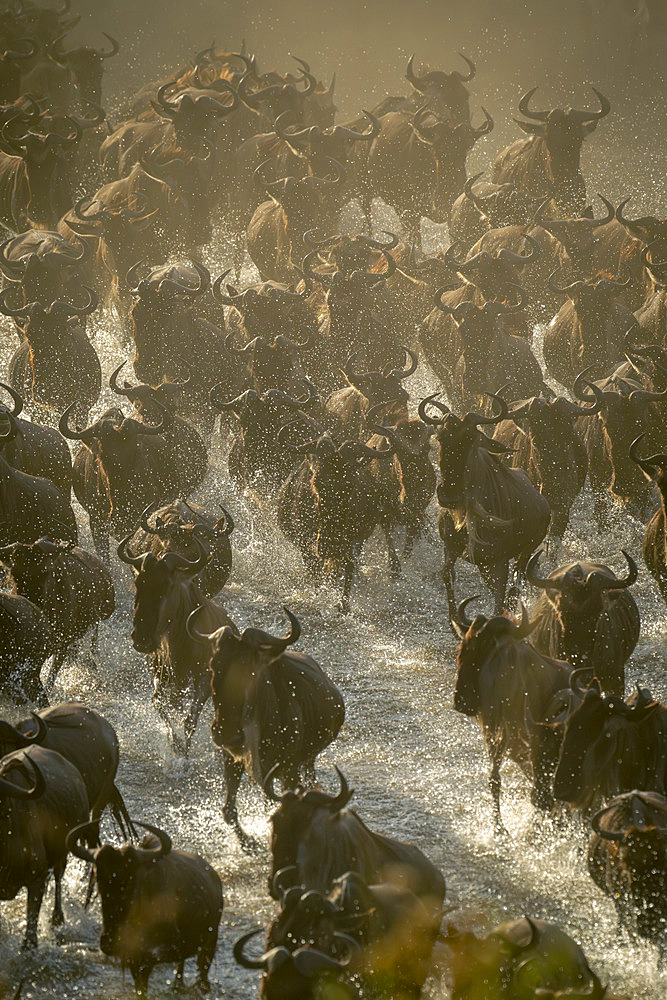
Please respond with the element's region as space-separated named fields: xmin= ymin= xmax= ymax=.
xmin=187 ymin=607 xmax=302 ymax=749
xmin=505 ymin=378 xmax=603 ymax=439
xmin=526 ymin=547 xmax=637 ymax=634
xmin=59 ymin=398 xmax=173 ymax=483
xmin=49 ymin=31 xmax=119 ymax=105
xmin=532 ymin=195 xmax=617 ymax=276
xmin=302 ymin=245 xmax=395 ymax=334
xmin=418 ymin=390 xmax=509 ymax=505
xmin=67 ymin=820 xmax=172 ymax=957
xmin=0 ymin=285 xmax=98 ymax=341
xmin=629 ymin=434 xmax=667 ymax=500
xmin=548 ymin=269 xmax=632 ymax=314
xmin=239 ymin=58 xmax=319 ymax=123
xmin=552 ymin=685 xmax=660 ymax=805
xmin=405 ymin=52 xmax=476 ymax=125
xmin=445 ymin=234 xmax=538 ymax=298
xmin=0 ymin=710 xmax=48 ymax=757
xmin=109 ymin=360 xmax=192 ymax=421
xmin=0 ymin=750 xmax=45 ymax=802
xmin=0 ymin=534 xmax=77 ymax=603
xmin=278 ymin=424 xmax=395 ymax=496
xmin=0 ymin=39 xmax=38 ymax=101
xmin=615 ymin=198 xmax=667 ymax=264
xmin=0 ymin=229 xmax=88 ymax=305
xmin=462 ymin=172 xmax=550 ymax=231
xmin=213 ymin=273 xmax=313 ymax=341
xmin=255 ymin=157 xmax=345 ymax=228
xmin=265 ymin=766 xmax=355 ymax=893
xmin=342 ymin=347 xmax=418 ymax=410
xmin=234 ymin=926 xmax=357 ymax=1000
xmin=0 ymin=114 xmax=82 ymax=222
xmin=66 ymin=194 xmax=159 ymax=269
xmin=224 ymin=328 xmax=314 ymax=394
xmin=452 ymin=598 xmax=540 ymax=716
xmin=150 ymin=79 xmax=239 ymax=141
xmin=302 ymin=229 xmax=397 ymax=278
xmin=117 ymin=531 xmax=209 ymax=653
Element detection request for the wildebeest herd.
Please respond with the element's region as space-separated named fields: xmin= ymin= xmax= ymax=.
xmin=0 ymin=1 xmax=665 ymax=997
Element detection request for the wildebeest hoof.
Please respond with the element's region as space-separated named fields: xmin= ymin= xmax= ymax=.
xmin=237 ymin=831 xmax=263 ymax=855
xmin=196 ymin=978 xmax=211 ymax=994
xmin=51 ymin=908 xmax=65 ymax=927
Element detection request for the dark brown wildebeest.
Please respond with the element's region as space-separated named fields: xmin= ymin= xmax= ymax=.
xmin=0 ymin=383 xmax=72 ymax=496
xmin=0 ymin=114 xmax=81 ymax=229
xmin=108 ymin=363 xmax=208 ymax=496
xmin=364 ymin=106 xmax=493 ymax=248
xmin=214 ymin=275 xmax=317 ymax=344
xmin=420 ymin=286 xmax=545 ymax=412
xmin=1 ymin=286 xmax=101 ymax=425
xmin=67 ymin=821 xmax=223 ymax=996
xmin=234 ymin=926 xmax=357 ymax=1000
xmin=224 ymin=327 xmax=314 ymax=398
xmin=403 ymin=52 xmax=476 ymax=124
xmin=188 ymin=607 xmax=344 ymax=848
xmin=237 ymin=869 xmax=438 ymax=1000
xmin=435 ymin=236 xmax=539 ymax=339
xmin=60 ymin=398 xmax=173 ymax=562
xmin=588 ymin=790 xmax=667 ymax=960
xmin=324 ymin=347 xmax=417 ymax=441
xmin=0 ymin=592 xmax=49 ymax=703
xmin=129 ymin=499 xmax=234 ymax=598
xmin=48 ymin=31 xmax=119 ymax=105
xmin=364 ymin=401 xmax=436 ymax=572
xmin=634 ymin=244 xmax=667 ymax=344
xmin=0 ymin=703 xmax=132 ymax=832
xmin=422 ymin=392 xmax=550 ymax=616
xmin=492 ymin=87 xmax=611 ymax=217
xmin=573 ymin=368 xmax=667 ymax=520
xmin=527 ymin=549 xmax=640 ymax=697
xmin=0 ymin=536 xmax=115 ymax=687
xmin=0 ymin=39 xmax=38 ymax=102
xmin=0 ymin=746 xmax=88 ymax=949
xmin=276 ymin=424 xmax=395 ymax=612
xmin=553 ymin=683 xmax=667 ymax=811
xmin=629 ymin=435 xmax=667 ymax=604
xmin=211 ymin=386 xmax=322 ymax=501
xmin=0 ymin=227 xmax=89 ymax=306
xmin=247 ymin=159 xmax=345 ymax=282
xmin=452 ymin=598 xmax=573 ymax=832
xmin=0 ymin=412 xmax=78 ymax=545
xmin=542 ymin=271 xmax=639 ymax=387
xmin=491 ymin=381 xmax=602 ymax=540
xmin=615 ymin=198 xmax=667 ymax=307
xmin=266 ymin=767 xmax=447 ymax=911
xmin=118 ymin=532 xmax=236 ymax=755
xmin=446 ymin=916 xmax=609 ymax=1000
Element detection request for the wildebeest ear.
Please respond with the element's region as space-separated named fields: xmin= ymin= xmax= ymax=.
xmin=513 ymin=118 xmax=545 ymax=136
xmin=587 ymin=677 xmax=602 ymax=696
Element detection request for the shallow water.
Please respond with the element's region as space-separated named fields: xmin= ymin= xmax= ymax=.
xmin=0 ymin=204 xmax=666 ymax=1000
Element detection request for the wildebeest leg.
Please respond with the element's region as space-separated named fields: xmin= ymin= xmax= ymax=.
xmin=44 ymin=647 xmax=67 ymax=690
xmin=482 ymin=561 xmax=509 ymax=615
xmin=197 ymin=916 xmax=220 ymax=993
xmin=301 ymin=757 xmax=317 ymax=786
xmin=23 ymin=876 xmax=47 ymax=949
xmin=90 ymin=516 xmax=110 ymax=565
xmin=489 ymin=743 xmax=509 ymax=837
xmin=130 ymin=962 xmax=152 ymax=997
xmin=381 ymin=516 xmax=401 ymax=576
xmin=183 ymin=674 xmax=211 ymax=756
xmin=403 ymin=519 xmax=420 ymax=559
xmin=221 ymin=752 xmax=259 ymax=851
xmin=173 ymin=959 xmax=185 ymax=990
xmin=51 ymin=862 xmax=65 ymax=927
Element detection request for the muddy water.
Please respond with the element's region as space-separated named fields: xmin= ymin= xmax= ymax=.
xmin=0 ymin=211 xmax=665 ymax=1000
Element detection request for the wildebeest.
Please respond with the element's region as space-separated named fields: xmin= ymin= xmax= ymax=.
xmin=364 ymin=105 xmax=493 ymax=247
xmin=0 ymin=592 xmax=49 ymax=703
xmin=0 ymin=412 xmax=78 ymax=545
xmin=67 ymin=821 xmax=223 ymax=996
xmin=573 ymin=368 xmax=667 ymax=519
xmin=452 ymin=598 xmax=573 ymax=831
xmin=588 ymin=790 xmax=667 ymax=959
xmin=238 ymin=868 xmax=439 ymax=1000
xmin=48 ymin=31 xmax=119 ymax=105
xmin=129 ymin=499 xmax=234 ymax=597
xmin=492 ymin=87 xmax=611 ymax=216
xmin=553 ymin=683 xmax=667 ymax=810
xmin=0 ymin=536 xmax=115 ymax=687
xmin=266 ymin=767 xmax=446 ymax=912
xmin=1 ymin=286 xmax=101 ymax=425
xmin=234 ymin=926 xmax=357 ymax=1000
xmin=422 ymin=392 xmax=550 ymax=617
xmin=324 ymin=347 xmax=417 ymax=441
xmin=445 ymin=916 xmax=610 ymax=1000
xmin=491 ymin=382 xmax=601 ymax=540
xmin=0 ymin=746 xmax=88 ymax=949
xmin=629 ymin=435 xmax=667 ymax=604
xmin=118 ymin=532 xmax=236 ymax=754
xmin=276 ymin=424 xmax=395 ymax=611
xmin=187 ymin=607 xmax=344 ymax=848
xmin=403 ymin=52 xmax=476 ymax=124
xmin=0 ymin=382 xmax=72 ymax=495
xmin=0 ymin=703 xmax=132 ymax=831
xmin=542 ymin=271 xmax=639 ymax=387
xmin=449 ymin=171 xmax=549 ymax=245
xmin=224 ymin=326 xmax=314 ymax=398
xmin=527 ymin=548 xmax=640 ymax=696
xmin=60 ymin=398 xmax=175 ymax=562
xmin=0 ymin=227 xmax=89 ymax=306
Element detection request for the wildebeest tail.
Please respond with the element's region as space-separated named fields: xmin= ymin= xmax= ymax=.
xmin=109 ymin=783 xmax=136 ymax=839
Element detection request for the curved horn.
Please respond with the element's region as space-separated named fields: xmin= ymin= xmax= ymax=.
xmin=263 ymin=762 xmax=289 ymax=803
xmin=133 ymin=822 xmax=172 ymax=858
xmin=116 ymin=534 xmax=145 ymax=569
xmin=233 ymin=929 xmax=267 ymax=970
xmin=455 ymin=52 xmax=476 ymax=82
xmin=65 ymin=820 xmax=98 ymax=863
xmin=328 ymin=766 xmax=353 ymax=811
xmin=405 ymin=54 xmax=428 ymax=93
xmin=587 ymin=550 xmax=637 ymax=591
xmin=185 ymin=605 xmax=223 ymax=644
xmin=629 ymin=434 xmax=667 ymax=479
xmin=497 ymin=233 xmax=539 ymax=266
xmin=548 ymin=269 xmax=585 ymax=296
xmin=58 ymin=402 xmax=89 ymax=441
xmin=591 ymin=806 xmax=625 ymax=841
xmin=465 ymin=391 xmax=510 ymax=427
xmin=558 ymin=377 xmax=604 ymax=417
xmin=0 ymin=382 xmax=23 ymax=417
xmin=418 ymin=392 xmax=449 ymax=425
xmin=99 ymin=33 xmax=120 ymax=59
xmin=526 ymin=549 xmax=563 ymax=590
xmin=518 ymin=86 xmax=549 ymax=121
xmin=0 ymin=755 xmax=45 ymax=800
xmin=456 ymin=595 xmax=480 ymax=630
xmin=568 ymin=87 xmax=611 ymax=124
